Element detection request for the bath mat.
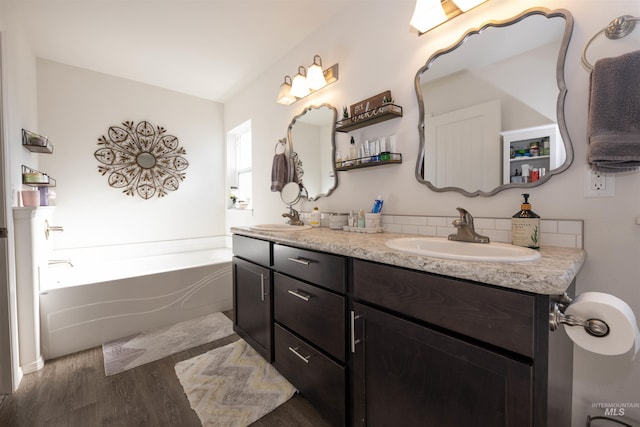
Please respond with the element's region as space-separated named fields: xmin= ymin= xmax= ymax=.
xmin=175 ymin=339 xmax=296 ymax=427
xmin=102 ymin=312 xmax=234 ymax=376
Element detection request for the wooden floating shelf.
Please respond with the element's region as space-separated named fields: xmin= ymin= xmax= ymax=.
xmin=336 ymin=104 xmax=403 ymax=133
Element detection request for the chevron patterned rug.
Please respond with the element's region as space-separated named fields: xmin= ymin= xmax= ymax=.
xmin=175 ymin=339 xmax=297 ymax=427
xmin=102 ymin=312 xmax=234 ymax=376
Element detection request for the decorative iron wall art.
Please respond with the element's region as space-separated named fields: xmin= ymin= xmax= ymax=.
xmin=94 ymin=120 xmax=189 ymax=199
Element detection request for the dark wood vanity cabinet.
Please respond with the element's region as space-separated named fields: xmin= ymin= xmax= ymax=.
xmin=232 ymin=233 xmax=574 ymax=427
xmin=272 ymin=244 xmax=347 ymax=427
xmin=351 ymin=259 xmax=574 ymax=427
xmin=232 ymin=235 xmax=273 ymax=362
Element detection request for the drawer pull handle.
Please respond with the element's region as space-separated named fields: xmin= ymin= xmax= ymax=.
xmin=260 ymin=274 xmax=265 ymax=302
xmin=351 ymin=311 xmax=361 ymax=353
xmin=288 ymin=346 xmax=311 ymax=363
xmin=287 ymin=289 xmax=311 ymax=302
xmin=287 ymin=257 xmax=311 ymax=266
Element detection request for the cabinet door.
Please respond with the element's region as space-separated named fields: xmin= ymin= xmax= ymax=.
xmin=232 ymin=257 xmax=272 ymax=362
xmin=351 ymin=302 xmax=532 ymax=427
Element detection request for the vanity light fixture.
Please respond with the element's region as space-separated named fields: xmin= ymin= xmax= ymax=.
xmin=290 ymin=66 xmax=310 ymax=98
xmin=276 ymin=55 xmax=339 ymax=105
xmin=277 ymin=76 xmax=296 ymax=105
xmin=306 ymin=55 xmax=328 ymax=90
xmin=410 ymin=0 xmax=489 ymax=35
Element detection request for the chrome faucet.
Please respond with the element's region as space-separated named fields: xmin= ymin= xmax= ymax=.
xmin=282 ymin=207 xmax=305 ymax=226
xmin=44 ymin=220 xmax=64 ymax=240
xmin=448 ymin=207 xmax=490 ymax=244
xmin=48 ymin=259 xmax=74 ymax=267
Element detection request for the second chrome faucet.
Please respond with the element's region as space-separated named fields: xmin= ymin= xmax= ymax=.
xmin=448 ymin=207 xmax=490 ymax=244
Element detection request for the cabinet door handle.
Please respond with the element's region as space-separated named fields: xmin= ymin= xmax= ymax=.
xmin=288 ymin=346 xmax=311 ymax=363
xmin=287 ymin=257 xmax=311 ymax=266
xmin=351 ymin=310 xmax=361 ymax=353
xmin=260 ymin=274 xmax=265 ymax=302
xmin=287 ymin=289 xmax=311 ymax=302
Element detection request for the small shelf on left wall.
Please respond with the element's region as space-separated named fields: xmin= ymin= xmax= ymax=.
xmin=22 ymin=165 xmax=56 ymax=187
xmin=22 ymin=128 xmax=53 ymax=154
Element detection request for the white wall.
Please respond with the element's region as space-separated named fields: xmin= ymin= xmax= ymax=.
xmin=0 ymin=0 xmax=41 ymax=393
xmin=36 ymin=60 xmax=226 ymax=249
xmin=223 ymin=0 xmax=640 ymax=425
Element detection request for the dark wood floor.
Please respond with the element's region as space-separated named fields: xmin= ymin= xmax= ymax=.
xmin=0 ymin=328 xmax=331 ymax=426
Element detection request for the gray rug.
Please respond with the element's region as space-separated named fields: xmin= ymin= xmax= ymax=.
xmin=175 ymin=339 xmax=296 ymax=427
xmin=102 ymin=312 xmax=234 ymax=376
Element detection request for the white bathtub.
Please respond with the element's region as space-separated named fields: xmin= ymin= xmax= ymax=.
xmin=39 ymin=237 xmax=233 ymax=359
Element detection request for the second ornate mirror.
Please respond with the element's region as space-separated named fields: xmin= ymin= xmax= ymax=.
xmin=415 ymin=8 xmax=574 ymax=196
xmin=288 ymin=104 xmax=338 ymax=200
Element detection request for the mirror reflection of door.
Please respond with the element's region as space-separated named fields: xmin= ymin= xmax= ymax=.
xmin=425 ymin=100 xmax=501 ymax=191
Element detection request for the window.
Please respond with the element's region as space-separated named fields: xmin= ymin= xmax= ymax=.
xmin=227 ymin=120 xmax=252 ymax=208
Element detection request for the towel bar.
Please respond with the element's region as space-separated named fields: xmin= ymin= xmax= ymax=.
xmin=582 ymin=15 xmax=640 ymax=70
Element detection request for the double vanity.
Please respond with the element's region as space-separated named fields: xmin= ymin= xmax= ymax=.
xmin=231 ymin=226 xmax=586 ymax=426
xmin=229 ymin=5 xmax=585 ymax=426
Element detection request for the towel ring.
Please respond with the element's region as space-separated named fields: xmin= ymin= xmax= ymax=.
xmin=274 ymin=138 xmax=287 ymax=154
xmin=582 ymin=15 xmax=640 ymax=71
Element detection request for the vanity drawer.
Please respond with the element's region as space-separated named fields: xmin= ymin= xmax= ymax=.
xmin=273 ymin=244 xmax=346 ymax=293
xmin=232 ymin=234 xmax=271 ymax=267
xmin=352 ymin=259 xmax=536 ymax=358
xmin=274 ymin=272 xmax=345 ymax=362
xmin=274 ymin=323 xmax=346 ymax=427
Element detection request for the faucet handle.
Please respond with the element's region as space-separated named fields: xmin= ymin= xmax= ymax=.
xmin=44 ymin=220 xmax=64 ymax=240
xmin=455 ymin=207 xmax=473 ymax=224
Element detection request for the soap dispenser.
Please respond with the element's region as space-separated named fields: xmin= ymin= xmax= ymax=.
xmin=512 ymin=193 xmax=540 ymax=248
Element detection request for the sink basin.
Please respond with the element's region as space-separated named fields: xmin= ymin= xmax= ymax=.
xmin=385 ymin=237 xmax=541 ymax=262
xmin=250 ymin=224 xmax=312 ymax=232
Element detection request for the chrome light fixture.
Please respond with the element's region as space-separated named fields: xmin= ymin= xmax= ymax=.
xmin=410 ymin=0 xmax=447 ymax=33
xmin=410 ymin=0 xmax=489 ymax=35
xmin=451 ymin=0 xmax=488 ymax=12
xmin=276 ymin=55 xmax=339 ymax=105
xmin=290 ymin=66 xmax=310 ymax=98
xmin=277 ymin=76 xmax=296 ymax=105
xmin=306 ymin=55 xmax=328 ymax=90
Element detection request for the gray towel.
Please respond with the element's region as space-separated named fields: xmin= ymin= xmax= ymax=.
xmin=588 ymin=50 xmax=640 ymax=172
xmin=270 ymin=153 xmax=288 ymax=192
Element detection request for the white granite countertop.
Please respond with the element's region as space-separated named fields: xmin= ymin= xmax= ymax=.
xmin=230 ymin=226 xmax=586 ymax=295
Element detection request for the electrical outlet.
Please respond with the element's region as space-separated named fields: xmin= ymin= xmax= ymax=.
xmin=591 ymin=170 xmax=605 ymax=191
xmin=584 ymin=165 xmax=615 ymax=197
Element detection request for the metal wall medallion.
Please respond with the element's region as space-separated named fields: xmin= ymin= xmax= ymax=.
xmin=94 ymin=120 xmax=189 ymax=199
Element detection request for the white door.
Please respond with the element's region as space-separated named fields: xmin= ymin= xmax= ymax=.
xmin=425 ymin=99 xmax=502 ymax=192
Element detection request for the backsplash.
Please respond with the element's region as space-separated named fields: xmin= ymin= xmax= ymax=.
xmin=303 ymin=212 xmax=583 ymax=249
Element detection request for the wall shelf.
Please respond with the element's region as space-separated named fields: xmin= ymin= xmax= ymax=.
xmin=336 ymin=104 xmax=402 ymax=133
xmin=336 ymin=153 xmax=402 ymax=171
xmin=22 ymin=165 xmax=56 ymax=187
xmin=501 ymin=124 xmax=563 ymax=184
xmin=22 ymin=129 xmax=53 ymax=154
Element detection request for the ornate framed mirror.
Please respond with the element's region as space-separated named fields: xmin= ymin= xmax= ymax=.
xmin=415 ymin=8 xmax=574 ymax=196
xmin=287 ymin=104 xmax=338 ymax=200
